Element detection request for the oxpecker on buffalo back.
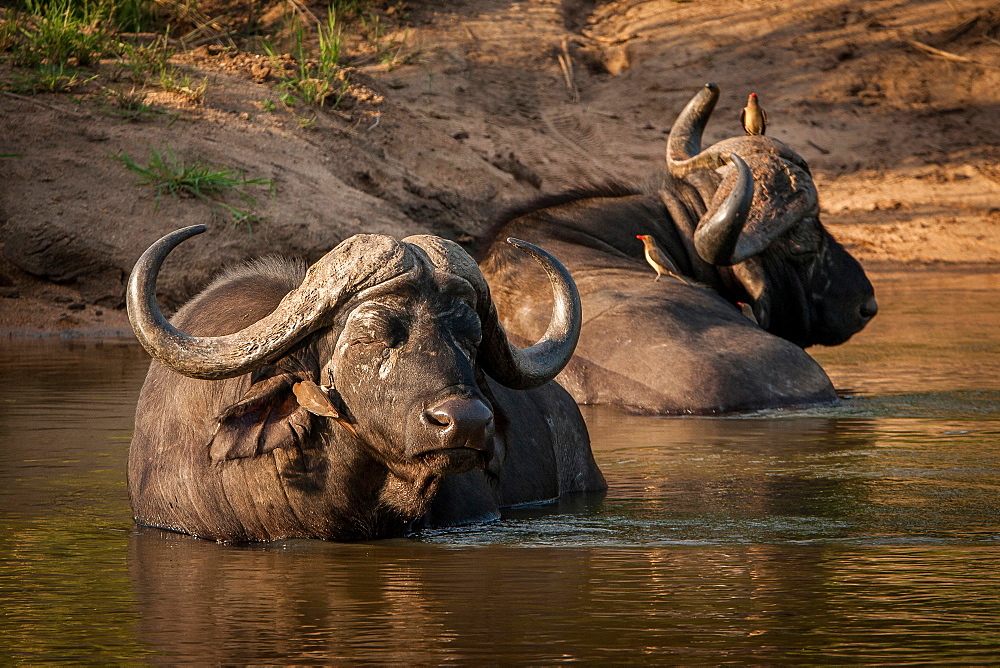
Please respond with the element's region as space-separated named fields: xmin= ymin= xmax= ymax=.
xmin=479 ymin=84 xmax=877 ymax=415
xmin=637 ymin=234 xmax=687 ymax=283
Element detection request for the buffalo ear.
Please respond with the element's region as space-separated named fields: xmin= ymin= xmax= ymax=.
xmin=209 ymin=374 xmax=313 ymax=461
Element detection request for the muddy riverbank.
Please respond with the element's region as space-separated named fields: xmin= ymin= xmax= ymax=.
xmin=2 ymin=0 xmax=999 ymax=337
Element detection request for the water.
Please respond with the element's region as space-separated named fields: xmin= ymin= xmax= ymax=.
xmin=2 ymin=267 xmax=999 ymax=663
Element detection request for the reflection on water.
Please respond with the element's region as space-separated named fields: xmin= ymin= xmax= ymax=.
xmin=810 ymin=267 xmax=1000 ymax=395
xmin=126 ymin=534 xmax=1000 ymax=663
xmin=2 ymin=268 xmax=999 ymax=662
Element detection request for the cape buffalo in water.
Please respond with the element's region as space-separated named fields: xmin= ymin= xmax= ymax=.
xmin=480 ymin=83 xmax=877 ymax=414
xmin=127 ymin=226 xmax=605 ymax=542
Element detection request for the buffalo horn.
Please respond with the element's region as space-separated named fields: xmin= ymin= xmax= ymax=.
xmin=667 ymin=83 xmax=808 ymax=177
xmin=666 ymin=82 xmax=726 ymax=178
xmin=479 ymin=238 xmax=582 ymax=390
xmin=405 ymin=235 xmax=582 ymax=391
xmin=692 ymin=154 xmax=755 ymax=266
xmin=127 ymin=227 xmax=404 ymax=380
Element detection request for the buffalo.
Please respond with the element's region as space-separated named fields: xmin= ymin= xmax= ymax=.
xmin=127 ymin=226 xmax=605 ymax=542
xmin=480 ymin=83 xmax=877 ymax=414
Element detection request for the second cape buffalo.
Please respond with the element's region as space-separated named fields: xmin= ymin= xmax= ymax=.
xmin=480 ymin=84 xmax=877 ymax=414
xmin=127 ymin=226 xmax=605 ymax=542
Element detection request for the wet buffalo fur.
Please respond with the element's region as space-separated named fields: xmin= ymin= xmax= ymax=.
xmin=129 ymin=254 xmax=605 ymax=543
xmin=477 ymin=170 xmax=876 ymax=415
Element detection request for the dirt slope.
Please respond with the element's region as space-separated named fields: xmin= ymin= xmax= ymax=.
xmin=2 ymin=0 xmax=998 ymax=337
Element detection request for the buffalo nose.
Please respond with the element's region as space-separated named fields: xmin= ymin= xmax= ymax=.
xmin=423 ymin=397 xmax=493 ymax=450
xmin=860 ymin=295 xmax=879 ymax=320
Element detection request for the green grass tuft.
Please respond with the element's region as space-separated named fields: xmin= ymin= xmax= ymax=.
xmin=113 ymin=34 xmax=174 ymax=84
xmin=7 ymin=63 xmax=96 ymax=93
xmin=103 ymin=85 xmax=165 ymax=121
xmin=113 ymin=146 xmax=275 ymax=231
xmin=262 ymin=3 xmax=352 ymax=109
xmin=11 ymin=0 xmax=116 ymax=68
xmin=317 ymin=5 xmax=342 ymax=77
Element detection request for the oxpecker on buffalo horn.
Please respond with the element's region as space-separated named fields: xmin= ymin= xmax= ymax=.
xmin=740 ymin=93 xmax=767 ymax=136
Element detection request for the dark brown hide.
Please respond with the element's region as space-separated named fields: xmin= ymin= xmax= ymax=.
xmin=479 ymin=85 xmax=876 ymax=415
xmin=128 ymin=235 xmax=604 ymax=542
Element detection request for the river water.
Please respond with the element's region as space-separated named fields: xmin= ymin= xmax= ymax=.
xmin=2 ymin=267 xmax=998 ymax=663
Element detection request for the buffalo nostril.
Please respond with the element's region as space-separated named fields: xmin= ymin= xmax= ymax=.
xmin=425 ymin=408 xmax=452 ymax=428
xmin=414 ymin=396 xmax=494 ymax=459
xmin=424 ymin=397 xmax=493 ymax=436
xmin=860 ymin=296 xmax=878 ymax=319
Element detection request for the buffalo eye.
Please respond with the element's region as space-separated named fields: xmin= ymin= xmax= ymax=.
xmin=784 ymin=219 xmax=823 ymax=259
xmin=786 ymin=218 xmax=823 ymax=253
xmin=443 ymin=305 xmax=482 ymax=358
xmin=351 ymin=328 xmax=406 ymax=350
xmin=350 ymin=313 xmax=408 ymax=350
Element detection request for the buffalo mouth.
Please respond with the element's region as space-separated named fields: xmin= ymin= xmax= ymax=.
xmin=414 ymin=447 xmax=487 ymax=475
xmin=812 ymin=303 xmax=877 ymax=346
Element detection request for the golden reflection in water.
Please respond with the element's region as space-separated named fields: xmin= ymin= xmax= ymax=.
xmin=811 ymin=268 xmax=1000 ymax=394
xmin=3 ymin=268 xmax=1000 ymax=662
xmin=124 ymin=530 xmax=1000 ymax=662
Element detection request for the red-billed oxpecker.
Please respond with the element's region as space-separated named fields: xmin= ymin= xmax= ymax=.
xmin=740 ymin=93 xmax=767 ymax=136
xmin=636 ymin=234 xmax=688 ymax=284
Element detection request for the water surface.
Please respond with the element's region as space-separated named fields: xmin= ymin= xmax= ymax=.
xmin=2 ymin=267 xmax=998 ymax=663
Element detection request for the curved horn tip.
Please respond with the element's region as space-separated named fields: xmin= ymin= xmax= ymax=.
xmin=481 ymin=236 xmax=581 ymax=391
xmin=129 ymin=226 xmax=209 ymax=277
xmin=505 ymin=237 xmax=540 ymax=255
xmin=146 ymin=225 xmax=209 ymax=250
xmin=174 ymin=224 xmax=208 ymax=238
xmin=505 ymin=238 xmax=560 ymax=265
xmin=704 ymin=82 xmax=718 ymax=92
xmin=727 ymin=152 xmax=749 ymax=172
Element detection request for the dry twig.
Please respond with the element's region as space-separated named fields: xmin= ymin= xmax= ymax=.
xmin=807 ymin=140 xmax=831 ymax=155
xmin=2 ymin=91 xmax=85 ymax=117
xmin=906 ymin=39 xmax=1000 ymax=69
xmin=286 ymin=0 xmax=322 ymax=27
xmin=579 ymin=31 xmax=636 ymax=45
xmin=557 ymin=38 xmax=579 ymax=103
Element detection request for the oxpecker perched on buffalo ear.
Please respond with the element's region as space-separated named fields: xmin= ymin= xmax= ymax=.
xmin=741 ymin=93 xmax=767 ymax=136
